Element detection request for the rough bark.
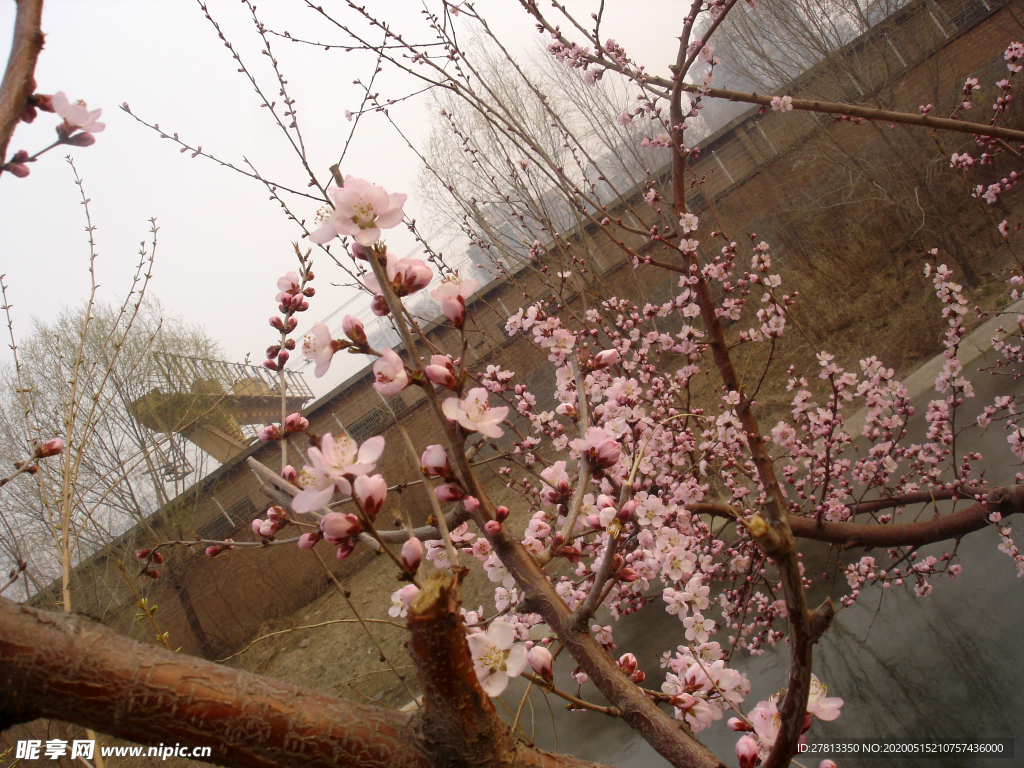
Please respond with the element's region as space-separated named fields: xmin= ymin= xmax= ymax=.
xmin=406 ymin=573 xmax=608 ymax=768
xmin=0 ymin=0 xmax=44 ymax=169
xmin=0 ymin=593 xmax=612 ymax=768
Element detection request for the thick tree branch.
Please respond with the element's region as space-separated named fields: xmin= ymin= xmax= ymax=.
xmin=669 ymin=25 xmax=825 ymax=767
xmin=406 ymin=573 xmax=608 ymax=768
xmin=0 ymin=594 xmax=610 ymax=768
xmin=0 ymin=596 xmax=429 ymax=768
xmin=693 ymin=485 xmax=1024 ymax=548
xmin=0 ymin=0 xmax=44 ymax=169
xmin=786 ymin=485 xmax=1024 ymax=548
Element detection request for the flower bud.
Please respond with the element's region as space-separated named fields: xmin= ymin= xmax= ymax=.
xmin=727 ymin=717 xmax=751 ymax=732
xmin=528 ymin=646 xmax=554 ymax=680
xmin=617 ymin=500 xmax=636 ymax=522
xmin=263 ymin=359 xmax=279 ymax=371
xmin=145 ymin=569 xmax=160 ymax=579
xmin=421 ymin=444 xmax=451 ymax=477
xmin=371 ymin=295 xmax=390 ymax=316
xmin=320 ymin=512 xmax=362 ymax=542
xmin=135 ymin=548 xmax=151 ymax=559
xmin=258 ymin=424 xmax=281 ymax=442
xmin=354 ymin=474 xmax=387 ymax=517
xmin=425 ymin=364 xmax=457 ymax=389
xmin=63 ymin=131 xmax=96 ymax=147
xmin=150 ymin=552 xmax=165 ymax=565
xmin=282 ymin=465 xmax=298 ymax=483
xmin=495 ymin=505 xmax=510 ymax=522
xmin=35 ymin=438 xmax=64 ymax=458
xmin=617 ymin=567 xmax=640 ymax=582
xmin=270 ymin=315 xmax=285 ymax=330
xmin=484 ymin=520 xmax=502 ymax=536
xmin=592 ymin=348 xmax=620 ymax=368
xmin=441 ymin=296 xmax=465 ymax=327
xmin=336 ymin=538 xmax=357 ymax=560
xmin=618 ymin=652 xmax=637 ymax=673
xmin=566 ymin=545 xmax=586 ymax=564
xmin=434 ymin=483 xmax=463 ymax=502
xmin=462 ymin=496 xmax=480 ymax=513
xmin=297 ymin=532 xmax=320 ymax=549
xmin=342 ymin=314 xmax=367 ymax=345
xmin=284 ymin=412 xmax=309 ymax=433
xmin=736 ymin=735 xmax=759 ymax=768
xmin=277 ymin=350 xmax=290 ymax=366
xmin=592 ymin=439 xmax=621 ymax=469
xmin=401 ymin=537 xmax=423 ymax=573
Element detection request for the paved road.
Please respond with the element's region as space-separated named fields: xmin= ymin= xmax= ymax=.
xmin=506 ymin=343 xmax=1024 ymax=768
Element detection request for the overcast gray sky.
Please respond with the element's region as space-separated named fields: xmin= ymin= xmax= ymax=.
xmin=0 ymin=0 xmax=687 ymax=399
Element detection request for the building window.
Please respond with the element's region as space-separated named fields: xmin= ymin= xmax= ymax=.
xmin=197 ymin=497 xmax=254 ymax=541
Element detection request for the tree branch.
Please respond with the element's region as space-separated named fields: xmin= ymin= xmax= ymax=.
xmin=693 ymin=485 xmax=1024 ymax=549
xmin=786 ymin=485 xmax=1024 ymax=548
xmin=0 ymin=595 xmax=429 ymax=768
xmin=0 ymin=0 xmax=44 ymax=170
xmin=681 ymin=84 xmax=1024 ymax=144
xmin=0 ymin=594 xmax=609 ymax=768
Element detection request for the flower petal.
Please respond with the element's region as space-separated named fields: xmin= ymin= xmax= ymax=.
xmin=487 ymin=619 xmax=515 ymax=650
xmin=309 ymin=222 xmax=338 ymax=244
xmin=505 ymin=644 xmax=528 ymax=678
xmin=292 ymin=486 xmax=334 ymax=514
xmin=357 ymin=435 xmax=386 ymax=465
xmin=480 ymin=670 xmax=509 ymax=697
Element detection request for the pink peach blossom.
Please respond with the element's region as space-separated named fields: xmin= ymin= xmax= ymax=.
xmin=442 ymin=388 xmax=509 ymax=439
xmin=301 ymin=322 xmax=338 ymax=378
xmin=310 ymin=176 xmax=407 ymax=246
xmin=373 ymin=349 xmax=409 ymax=395
xmin=292 ymin=434 xmax=385 ymax=514
xmin=467 ymin=619 xmax=528 ymax=696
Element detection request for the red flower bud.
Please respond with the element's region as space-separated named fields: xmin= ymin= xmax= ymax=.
xmin=35 ymin=438 xmax=64 ymax=458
